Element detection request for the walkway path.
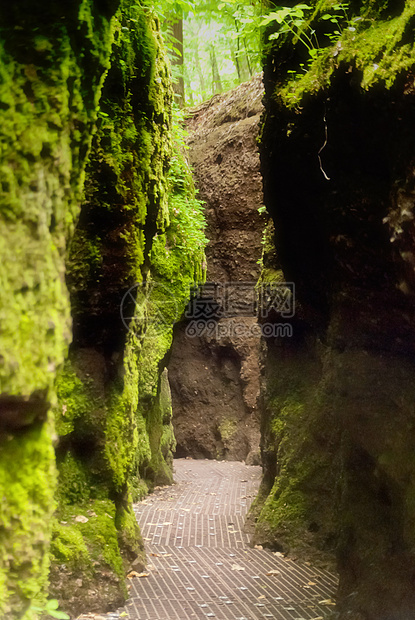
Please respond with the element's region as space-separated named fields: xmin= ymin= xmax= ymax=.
xmin=79 ymin=459 xmax=337 ymax=620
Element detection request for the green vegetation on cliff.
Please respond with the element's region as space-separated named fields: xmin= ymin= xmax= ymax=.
xmin=0 ymin=1 xmax=120 ymax=617
xmin=263 ymin=0 xmax=415 ymax=106
xmin=50 ymin=3 xmax=206 ymax=614
xmin=0 ymin=0 xmax=206 ymax=617
xmin=258 ymin=1 xmax=415 ymax=618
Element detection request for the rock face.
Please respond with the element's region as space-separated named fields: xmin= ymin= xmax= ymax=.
xmin=0 ymin=2 xmax=205 ymax=618
xmin=255 ymin=1 xmax=415 ymax=618
xmin=0 ymin=2 xmax=119 ymax=617
xmin=168 ymin=77 xmax=265 ymax=464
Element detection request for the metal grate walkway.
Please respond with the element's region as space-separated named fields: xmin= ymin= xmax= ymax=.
xmin=78 ymin=459 xmax=337 ymax=620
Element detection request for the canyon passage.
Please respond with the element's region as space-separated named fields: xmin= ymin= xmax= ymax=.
xmin=1 ymin=2 xmax=415 ymax=620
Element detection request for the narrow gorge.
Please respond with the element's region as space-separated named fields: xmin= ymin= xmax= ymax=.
xmin=168 ymin=77 xmax=265 ymax=465
xmin=1 ymin=2 xmax=415 ymax=620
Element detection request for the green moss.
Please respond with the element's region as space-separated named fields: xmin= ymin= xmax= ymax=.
xmin=257 ymin=268 xmax=285 ymax=285
xmin=134 ymin=129 xmax=208 ymax=484
xmin=0 ymin=420 xmax=56 ymax=619
xmin=251 ymin=333 xmax=340 ymax=562
xmin=51 ymin=500 xmax=126 ymax=588
xmin=218 ymin=418 xmax=238 ymax=442
xmin=271 ymin=1 xmax=415 ymax=108
xmin=67 ymin=230 xmax=103 ymax=301
xmin=129 ymin=478 xmax=149 ymax=503
xmin=34 ymin=2 xmax=208 ymax=614
xmin=256 ymin=397 xmax=310 ymax=545
xmin=105 ymin=334 xmax=151 ymax=494
xmin=50 ymin=524 xmax=91 ymax=569
xmin=50 ymin=4 xmax=206 ymax=613
xmin=57 ymin=452 xmax=101 ymax=506
xmin=0 ymin=0 xmax=117 ymax=395
xmin=144 ymin=366 xmax=176 ymax=487
xmin=115 ymin=502 xmax=145 ymax=569
xmin=0 ymin=2 xmax=120 ymax=615
xmin=258 ymin=487 xmax=308 ymax=539
xmin=54 ymin=361 xmax=97 ymax=437
xmin=270 ymin=397 xmax=305 ymax=437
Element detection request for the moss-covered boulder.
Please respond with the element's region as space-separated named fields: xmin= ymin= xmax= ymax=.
xmin=49 ymin=3 xmax=206 ymax=614
xmin=0 ymin=1 xmax=205 ymax=618
xmin=257 ymin=1 xmax=415 ymax=618
xmin=0 ymin=2 xmax=121 ymax=618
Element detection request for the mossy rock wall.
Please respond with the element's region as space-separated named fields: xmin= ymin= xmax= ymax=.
xmin=258 ymin=1 xmax=415 ymax=618
xmin=0 ymin=1 xmax=205 ymax=618
xmin=51 ymin=3 xmax=205 ymax=615
xmin=0 ymin=2 xmax=121 ymax=618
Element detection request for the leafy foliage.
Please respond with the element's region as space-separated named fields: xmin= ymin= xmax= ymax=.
xmin=262 ymin=3 xmax=351 ymax=62
xmin=148 ymin=0 xmax=264 ymax=105
xmin=182 ymin=0 xmax=263 ymax=104
xmin=166 ymin=107 xmax=208 ymax=253
xmin=30 ymin=599 xmax=70 ymax=620
xmin=146 ymin=0 xmax=360 ymax=105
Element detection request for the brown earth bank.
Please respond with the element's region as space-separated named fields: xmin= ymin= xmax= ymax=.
xmin=168 ymin=76 xmax=266 ymax=464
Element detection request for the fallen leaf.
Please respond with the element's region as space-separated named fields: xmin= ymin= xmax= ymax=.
xmin=75 ymin=515 xmax=89 ymax=523
xmin=127 ymin=571 xmax=149 ymax=579
xmin=231 ymin=564 xmax=245 ymax=571
xmin=254 ymin=545 xmax=263 ymax=550
xmin=308 ymin=581 xmax=316 ymax=586
xmin=319 ymin=599 xmax=335 ymax=606
xmin=274 ymin=552 xmax=284 ymax=557
xmin=258 ymin=595 xmax=266 ymax=599
xmin=266 ymin=569 xmax=280 ymax=576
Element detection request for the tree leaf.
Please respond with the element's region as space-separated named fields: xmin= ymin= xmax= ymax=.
xmin=46 ymin=600 xmax=60 ymax=610
xmin=231 ymin=563 xmax=245 ymax=571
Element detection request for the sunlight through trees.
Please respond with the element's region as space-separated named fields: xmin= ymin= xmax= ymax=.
xmin=152 ymin=0 xmax=264 ymax=105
